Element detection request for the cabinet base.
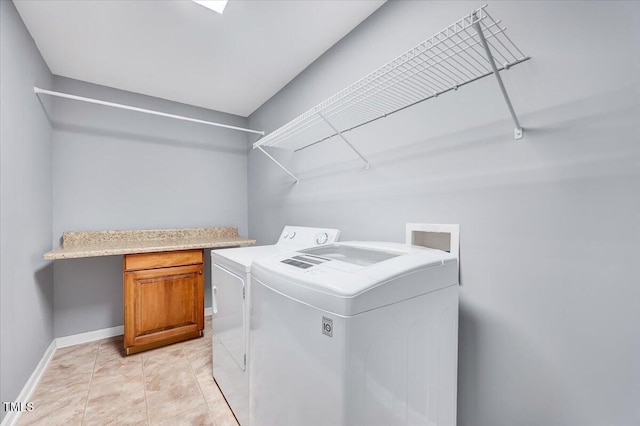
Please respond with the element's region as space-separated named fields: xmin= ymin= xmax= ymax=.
xmin=125 ymin=329 xmax=204 ymax=355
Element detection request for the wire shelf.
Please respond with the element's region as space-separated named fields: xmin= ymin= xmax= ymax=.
xmin=253 ymin=5 xmax=529 ymax=152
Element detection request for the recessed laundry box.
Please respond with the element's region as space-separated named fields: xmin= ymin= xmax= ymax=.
xmin=249 ymin=241 xmax=459 ymax=426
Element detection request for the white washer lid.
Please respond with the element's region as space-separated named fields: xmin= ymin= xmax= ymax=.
xmin=251 ymin=242 xmax=458 ymax=316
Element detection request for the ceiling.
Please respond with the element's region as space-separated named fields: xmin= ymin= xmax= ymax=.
xmin=13 ymin=0 xmax=385 ymax=117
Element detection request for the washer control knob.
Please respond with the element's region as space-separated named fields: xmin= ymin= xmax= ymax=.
xmin=316 ymin=232 xmax=329 ymax=245
xmin=283 ymin=231 xmax=289 ymax=239
xmin=289 ymin=231 xmax=296 ymax=239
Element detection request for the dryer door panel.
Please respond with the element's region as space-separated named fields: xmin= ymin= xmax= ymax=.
xmin=212 ymin=264 xmax=245 ymax=371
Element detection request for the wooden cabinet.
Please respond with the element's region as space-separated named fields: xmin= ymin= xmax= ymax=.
xmin=123 ymin=249 xmax=204 ymax=355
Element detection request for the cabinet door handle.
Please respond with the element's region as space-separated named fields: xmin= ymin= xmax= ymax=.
xmin=212 ymin=286 xmax=218 ymax=314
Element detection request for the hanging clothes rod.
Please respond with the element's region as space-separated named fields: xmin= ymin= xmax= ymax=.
xmin=33 ymin=87 xmax=265 ymax=136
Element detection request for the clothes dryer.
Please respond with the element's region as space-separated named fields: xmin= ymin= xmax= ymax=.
xmin=210 ymin=226 xmax=340 ymax=425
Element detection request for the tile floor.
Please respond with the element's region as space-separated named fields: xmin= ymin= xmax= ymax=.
xmin=16 ymin=316 xmax=239 ymax=426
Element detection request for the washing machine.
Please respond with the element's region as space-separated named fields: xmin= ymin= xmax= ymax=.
xmin=210 ymin=226 xmax=340 ymax=425
xmin=249 ymin=241 xmax=459 ymax=426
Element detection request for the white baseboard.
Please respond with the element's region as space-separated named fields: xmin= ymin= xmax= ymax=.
xmin=1 ymin=340 xmax=56 ymax=426
xmin=55 ymin=325 xmax=124 ymax=349
xmin=55 ymin=309 xmax=212 ymax=349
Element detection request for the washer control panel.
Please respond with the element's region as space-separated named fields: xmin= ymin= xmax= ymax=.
xmin=278 ymin=226 xmax=340 ymax=247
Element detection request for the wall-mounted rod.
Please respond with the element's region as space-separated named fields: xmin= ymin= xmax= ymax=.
xmin=472 ymin=18 xmax=524 ymax=140
xmin=257 ymin=146 xmax=299 ymax=183
xmin=318 ymin=112 xmax=370 ymax=169
xmin=33 ymin=87 xmax=265 ymax=136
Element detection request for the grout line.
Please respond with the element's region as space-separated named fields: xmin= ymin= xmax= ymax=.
xmin=148 ymin=346 xmax=199 ymax=425
xmin=183 ymin=342 xmax=217 ymax=424
xmin=141 ymin=353 xmax=150 ymax=426
xmin=144 ymin=344 xmax=201 ymax=425
xmin=80 ymin=342 xmax=100 ymax=425
xmin=206 ymin=400 xmax=219 ymax=426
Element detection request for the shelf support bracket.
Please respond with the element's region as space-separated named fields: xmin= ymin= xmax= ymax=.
xmin=318 ymin=112 xmax=371 ymax=169
xmin=257 ymin=146 xmax=299 ymax=184
xmin=472 ymin=17 xmax=524 ymax=140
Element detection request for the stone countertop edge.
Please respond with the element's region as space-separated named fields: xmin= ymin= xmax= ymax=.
xmin=44 ymin=226 xmax=256 ymax=260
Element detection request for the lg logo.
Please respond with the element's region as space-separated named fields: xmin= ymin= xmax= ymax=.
xmin=322 ymin=316 xmax=333 ymax=337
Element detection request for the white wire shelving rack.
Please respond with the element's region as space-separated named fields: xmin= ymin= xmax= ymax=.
xmin=253 ymin=5 xmax=530 ymax=182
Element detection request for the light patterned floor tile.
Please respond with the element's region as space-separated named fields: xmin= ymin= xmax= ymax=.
xmin=149 ymin=401 xmax=214 ymax=426
xmin=181 ymin=332 xmax=211 ymax=353
xmin=95 ymin=335 xmax=142 ymax=365
xmin=195 ymin=373 xmax=240 ymax=426
xmin=15 ymin=387 xmax=87 ymax=426
xmin=142 ymin=347 xmax=194 ymax=384
xmin=145 ymin=374 xmax=208 ymax=424
xmin=14 ymin=317 xmax=233 ymax=426
xmin=83 ymin=363 xmax=146 ymax=424
xmin=36 ymin=343 xmax=98 ymax=392
xmin=185 ymin=345 xmax=213 ymax=378
xmin=82 ymin=408 xmax=148 ymax=426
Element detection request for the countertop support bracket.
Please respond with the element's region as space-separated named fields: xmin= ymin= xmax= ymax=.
xmin=472 ymin=14 xmax=524 ymax=140
xmin=318 ymin=112 xmax=371 ymax=170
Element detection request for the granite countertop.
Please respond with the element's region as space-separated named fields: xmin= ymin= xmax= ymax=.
xmin=44 ymin=226 xmax=255 ymax=260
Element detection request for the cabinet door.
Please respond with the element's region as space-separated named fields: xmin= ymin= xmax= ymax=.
xmin=124 ymin=264 xmax=204 ymax=352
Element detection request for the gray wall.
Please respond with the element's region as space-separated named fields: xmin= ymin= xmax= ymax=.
xmin=0 ymin=0 xmax=54 ymax=420
xmin=51 ymin=77 xmax=250 ymax=337
xmin=248 ymin=1 xmax=640 ymax=425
